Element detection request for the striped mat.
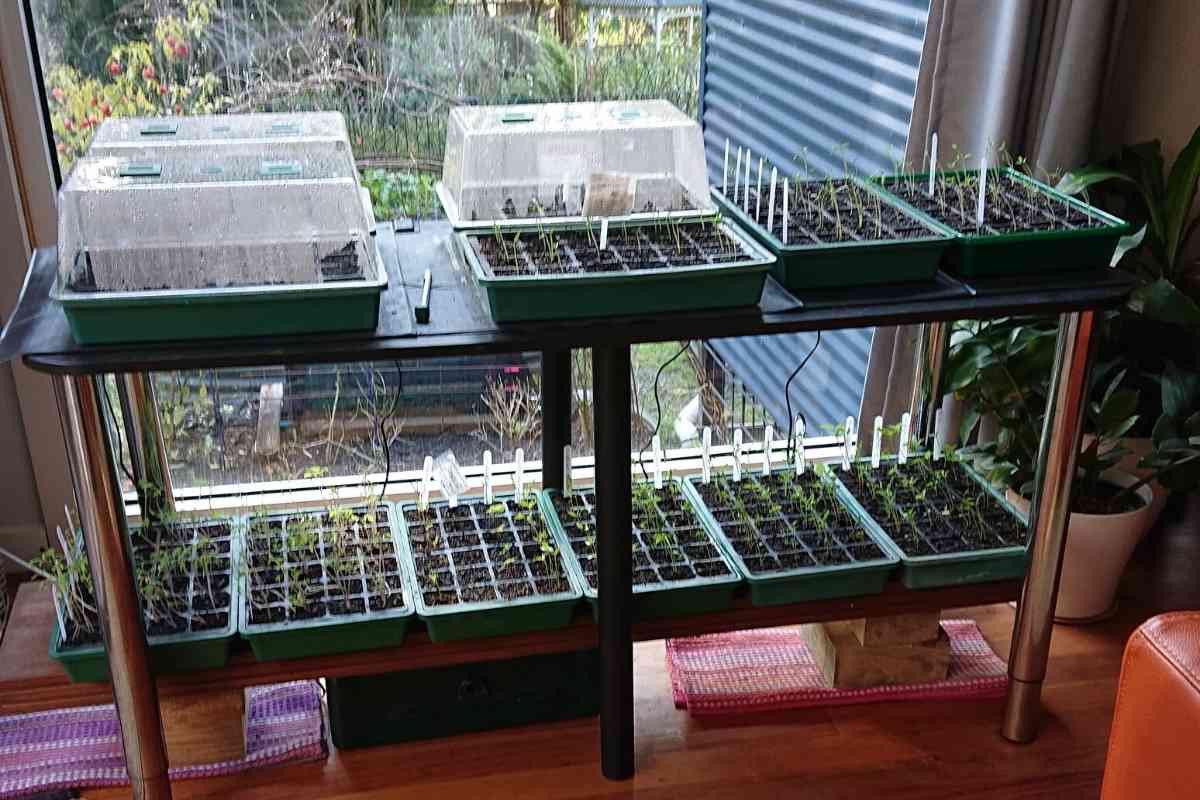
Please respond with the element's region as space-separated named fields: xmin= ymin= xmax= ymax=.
xmin=0 ymin=681 xmax=325 ymax=799
xmin=666 ymin=619 xmax=1009 ymax=716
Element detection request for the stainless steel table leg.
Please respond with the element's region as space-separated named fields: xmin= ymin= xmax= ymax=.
xmin=59 ymin=375 xmax=172 ymax=799
xmin=1002 ymin=310 xmax=1098 ymax=743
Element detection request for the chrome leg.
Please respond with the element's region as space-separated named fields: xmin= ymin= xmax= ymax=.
xmin=59 ymin=375 xmax=172 ymax=799
xmin=1002 ymin=311 xmax=1098 ymax=743
xmin=117 ymin=373 xmax=176 ymax=519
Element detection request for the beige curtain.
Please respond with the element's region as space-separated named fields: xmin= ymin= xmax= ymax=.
xmin=860 ymin=0 xmax=1127 ymax=444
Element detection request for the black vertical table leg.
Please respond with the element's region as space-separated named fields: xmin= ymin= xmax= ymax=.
xmin=541 ymin=349 xmax=572 ymax=492
xmin=592 ymin=344 xmax=634 ymax=780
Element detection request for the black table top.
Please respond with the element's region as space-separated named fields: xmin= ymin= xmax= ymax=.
xmin=0 ymin=221 xmax=1135 ymax=375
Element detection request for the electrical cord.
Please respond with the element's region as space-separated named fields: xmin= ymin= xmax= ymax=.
xmin=375 ymin=361 xmax=404 ymax=505
xmin=784 ymin=330 xmax=823 ymax=463
xmin=638 ymin=341 xmax=691 ymax=481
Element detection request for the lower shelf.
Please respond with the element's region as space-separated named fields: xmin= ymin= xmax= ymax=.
xmin=0 ymin=578 xmax=1022 ymax=714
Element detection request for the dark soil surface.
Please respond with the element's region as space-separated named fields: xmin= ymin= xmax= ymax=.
xmin=726 ymin=178 xmax=944 ymax=245
xmin=551 ymin=482 xmax=732 ymax=591
xmin=246 ymin=504 xmax=408 ymax=626
xmin=1072 ymin=480 xmax=1147 ymax=515
xmin=404 ymin=496 xmax=572 ymax=608
xmin=470 ymin=220 xmax=751 ymax=276
xmin=838 ymin=459 xmax=1028 ymax=556
xmin=694 ymin=470 xmax=886 ymax=574
xmin=62 ymin=519 xmax=235 ymax=648
xmin=882 ymin=172 xmax=1110 ymax=236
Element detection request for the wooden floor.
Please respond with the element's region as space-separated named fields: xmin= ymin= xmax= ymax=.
xmin=77 ymin=496 xmax=1198 ymax=800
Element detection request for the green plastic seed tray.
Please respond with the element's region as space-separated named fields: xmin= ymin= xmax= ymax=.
xmin=238 ymin=504 xmax=415 ymax=662
xmin=682 ymin=469 xmax=899 ymax=607
xmin=711 ymin=176 xmax=953 ymax=290
xmin=48 ymin=518 xmax=242 ymax=683
xmin=395 ymin=496 xmax=583 ymax=643
xmin=457 ymin=217 xmax=774 ymax=323
xmin=538 ymin=482 xmax=742 ymax=622
xmin=832 ymin=456 xmax=1030 ymax=589
xmin=870 ymin=168 xmax=1130 ymax=277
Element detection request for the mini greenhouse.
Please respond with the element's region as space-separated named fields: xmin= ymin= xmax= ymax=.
xmin=437 ymin=100 xmax=714 ymax=228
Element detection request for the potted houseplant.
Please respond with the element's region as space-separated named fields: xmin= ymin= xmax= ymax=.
xmin=950 ymin=317 xmax=1200 ymax=621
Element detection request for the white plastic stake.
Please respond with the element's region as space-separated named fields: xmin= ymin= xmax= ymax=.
xmin=732 ymin=428 xmax=744 ymax=482
xmin=599 ymin=218 xmax=609 ymax=250
xmin=562 ymin=171 xmax=570 ymax=212
xmin=842 ymin=416 xmax=855 ymax=471
xmin=795 ymin=417 xmax=806 ymax=474
xmin=743 ymin=152 xmax=751 ymax=212
xmin=701 ymin=426 xmax=712 ymax=483
xmin=933 ymin=409 xmax=944 ymax=461
xmin=514 ymin=447 xmax=526 ymax=500
xmin=782 ymin=179 xmax=790 ymax=244
xmin=652 ymin=434 xmax=663 ymax=489
xmin=723 ymin=139 xmax=730 ymax=195
xmin=871 ymin=415 xmax=883 ymax=468
xmin=563 ymin=444 xmax=573 ymax=495
xmin=483 ymin=450 xmax=494 ymax=504
xmin=755 ymin=157 xmax=764 ymax=219
xmin=734 ymin=147 xmax=743 ymax=204
xmin=927 ymin=131 xmax=938 ymax=197
xmin=418 ymin=455 xmax=433 ymax=510
xmin=767 ymin=167 xmax=778 ymax=231
xmin=761 ymin=425 xmax=773 ymax=476
xmin=899 ymin=412 xmax=912 ymax=464
xmin=975 ymin=158 xmax=988 ymax=229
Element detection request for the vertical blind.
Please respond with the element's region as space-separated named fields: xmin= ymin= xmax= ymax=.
xmin=701 ymin=0 xmax=931 ymax=180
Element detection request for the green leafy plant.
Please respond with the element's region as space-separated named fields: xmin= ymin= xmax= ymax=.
xmin=361 ymin=169 xmax=438 ymax=221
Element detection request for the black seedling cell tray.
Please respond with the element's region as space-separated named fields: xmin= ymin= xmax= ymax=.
xmin=397 ymin=496 xmax=582 ymax=642
xmin=834 ymin=457 xmax=1030 ymax=588
xmin=684 ymin=468 xmax=898 ymax=606
xmin=540 ymin=480 xmax=741 ymax=620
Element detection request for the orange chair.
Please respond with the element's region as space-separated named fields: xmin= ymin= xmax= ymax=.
xmin=1101 ymin=612 xmax=1200 ymax=799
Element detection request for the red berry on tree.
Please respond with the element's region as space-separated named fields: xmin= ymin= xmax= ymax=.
xmin=51 ymin=87 xmax=65 ymax=102
xmin=143 ymin=65 xmax=156 ymax=81
xmin=108 ymin=61 xmax=122 ymax=77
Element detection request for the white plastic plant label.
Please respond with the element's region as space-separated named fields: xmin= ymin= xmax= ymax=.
xmin=782 ymin=179 xmax=790 ymax=244
xmin=563 ymin=444 xmax=574 ymax=495
xmin=842 ymin=416 xmax=855 ymax=471
xmin=418 ymin=455 xmax=434 ymax=510
xmin=872 ymin=415 xmax=883 ymax=468
xmin=755 ymin=158 xmax=764 ymax=219
xmin=795 ymin=417 xmax=806 ymax=474
xmin=433 ymin=450 xmax=467 ymax=508
xmin=599 ymin=218 xmax=609 ymax=250
xmin=734 ymin=147 xmax=743 ymax=203
xmin=483 ymin=450 xmax=494 ymax=504
xmin=702 ymin=426 xmax=712 ymax=483
xmin=514 ymin=447 xmax=526 ymax=500
xmin=976 ymin=159 xmax=988 ymax=229
xmin=582 ymin=172 xmax=636 ymax=217
xmin=928 ymin=131 xmax=938 ymax=197
xmin=767 ymin=167 xmax=778 ymax=231
xmin=899 ymin=412 xmax=912 ymax=464
xmin=732 ymin=428 xmax=744 ymax=482
xmin=652 ymin=434 xmax=663 ymax=489
xmin=933 ymin=409 xmax=944 ymax=461
xmin=743 ymin=153 xmax=751 ymax=212
xmin=723 ymin=139 xmax=730 ymax=195
xmin=762 ymin=425 xmax=773 ymax=476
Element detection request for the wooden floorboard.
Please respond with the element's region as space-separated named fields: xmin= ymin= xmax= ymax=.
xmin=68 ymin=495 xmax=1200 ymax=799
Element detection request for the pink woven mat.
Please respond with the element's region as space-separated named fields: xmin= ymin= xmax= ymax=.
xmin=666 ymin=619 xmax=1009 ymax=717
xmin=0 ymin=680 xmax=326 ymax=799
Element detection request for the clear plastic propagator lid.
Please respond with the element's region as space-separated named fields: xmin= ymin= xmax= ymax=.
xmin=56 ymin=145 xmax=379 ymax=295
xmin=437 ymin=100 xmax=715 ymax=228
xmin=87 ymin=112 xmax=350 ymax=152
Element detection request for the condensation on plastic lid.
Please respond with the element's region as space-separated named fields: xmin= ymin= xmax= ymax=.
xmin=433 ymin=450 xmax=468 ymax=501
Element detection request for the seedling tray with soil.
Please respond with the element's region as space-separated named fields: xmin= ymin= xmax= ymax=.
xmin=458 ymin=218 xmax=774 ymax=322
xmin=834 ymin=457 xmax=1030 ymax=589
xmin=239 ymin=503 xmax=414 ymax=661
xmin=713 ymin=176 xmax=952 ymax=290
xmin=397 ymin=495 xmax=582 ymax=642
xmin=872 ymin=167 xmax=1129 ymax=277
xmin=683 ymin=469 xmax=898 ymax=606
xmin=50 ymin=518 xmax=240 ymax=683
xmin=539 ymin=481 xmax=742 ymax=621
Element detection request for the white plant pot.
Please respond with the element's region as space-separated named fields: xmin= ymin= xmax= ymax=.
xmin=1081 ymin=435 xmax=1170 ymax=531
xmin=1007 ymin=470 xmax=1156 ymax=623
